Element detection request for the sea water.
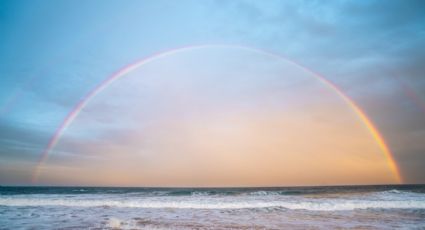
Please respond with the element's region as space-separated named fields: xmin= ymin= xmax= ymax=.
xmin=1 ymin=185 xmax=425 ymax=229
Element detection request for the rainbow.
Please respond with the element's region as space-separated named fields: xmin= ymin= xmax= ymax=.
xmin=31 ymin=44 xmax=403 ymax=183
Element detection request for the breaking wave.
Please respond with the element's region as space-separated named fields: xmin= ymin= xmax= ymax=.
xmin=1 ymin=194 xmax=425 ymax=211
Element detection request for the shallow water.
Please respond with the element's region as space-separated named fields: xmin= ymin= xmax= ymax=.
xmin=1 ymin=185 xmax=425 ymax=229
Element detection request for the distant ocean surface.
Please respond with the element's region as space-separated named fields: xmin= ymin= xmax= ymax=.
xmin=1 ymin=185 xmax=425 ymax=229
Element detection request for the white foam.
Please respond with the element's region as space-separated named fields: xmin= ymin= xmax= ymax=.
xmin=1 ymin=196 xmax=425 ymax=211
xmin=107 ymin=217 xmax=122 ymax=228
xmin=249 ymin=191 xmax=279 ymax=196
xmin=191 ymin=191 xmax=211 ymax=196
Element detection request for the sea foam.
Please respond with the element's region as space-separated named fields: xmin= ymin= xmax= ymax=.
xmin=1 ymin=193 xmax=425 ymax=211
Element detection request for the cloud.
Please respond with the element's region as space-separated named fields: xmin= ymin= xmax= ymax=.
xmin=206 ymin=0 xmax=425 ymax=183
xmin=0 ymin=119 xmax=50 ymax=184
xmin=1 ymin=0 xmax=424 ymax=184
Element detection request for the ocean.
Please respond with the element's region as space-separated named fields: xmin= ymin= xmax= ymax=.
xmin=1 ymin=185 xmax=425 ymax=229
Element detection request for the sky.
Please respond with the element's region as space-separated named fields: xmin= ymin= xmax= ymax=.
xmin=0 ymin=0 xmax=424 ymax=186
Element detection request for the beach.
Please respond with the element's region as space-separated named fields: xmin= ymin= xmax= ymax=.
xmin=1 ymin=185 xmax=425 ymax=229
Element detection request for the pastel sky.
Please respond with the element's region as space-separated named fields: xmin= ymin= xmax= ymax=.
xmin=0 ymin=0 xmax=424 ymax=186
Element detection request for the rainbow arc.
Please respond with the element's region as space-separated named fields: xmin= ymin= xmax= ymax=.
xmin=31 ymin=44 xmax=402 ymax=183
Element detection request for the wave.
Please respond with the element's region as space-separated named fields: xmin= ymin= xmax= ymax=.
xmin=184 ymin=189 xmax=423 ymax=197
xmin=1 ymin=197 xmax=425 ymax=211
xmin=3 ymin=186 xmax=425 ymax=196
xmin=2 ymin=188 xmax=423 ymax=199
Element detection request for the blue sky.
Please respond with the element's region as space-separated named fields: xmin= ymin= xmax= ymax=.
xmin=0 ymin=0 xmax=424 ymax=185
